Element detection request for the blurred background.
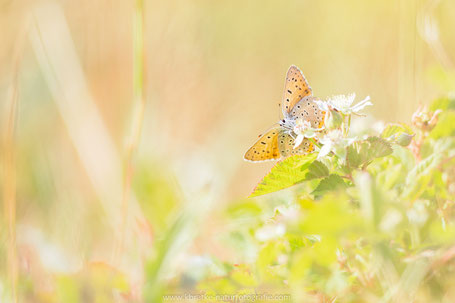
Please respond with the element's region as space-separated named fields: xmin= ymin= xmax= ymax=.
xmin=1 ymin=0 xmax=455 ymax=301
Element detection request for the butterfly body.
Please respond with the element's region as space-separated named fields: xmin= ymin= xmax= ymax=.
xmin=244 ymin=66 xmax=325 ymax=162
xmin=281 ymin=96 xmax=325 ymax=130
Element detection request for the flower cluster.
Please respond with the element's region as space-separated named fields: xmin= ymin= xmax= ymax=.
xmin=316 ymin=93 xmax=372 ymax=116
xmin=293 ymin=93 xmax=371 ymax=160
xmin=293 ymin=120 xmax=324 ymax=149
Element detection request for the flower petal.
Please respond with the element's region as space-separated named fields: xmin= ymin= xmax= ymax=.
xmin=351 ymin=96 xmax=372 ymax=112
xmin=315 ymin=100 xmax=329 ymax=112
xmin=317 ymin=142 xmax=333 ymax=159
xmin=294 ymin=134 xmax=304 ymax=149
xmin=326 ymin=93 xmax=357 ymax=112
xmin=304 ymin=130 xmax=317 ymax=138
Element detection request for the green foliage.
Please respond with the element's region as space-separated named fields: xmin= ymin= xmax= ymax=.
xmin=191 ymin=98 xmax=455 ymax=302
xmin=429 ymin=95 xmax=455 ymax=111
xmin=381 ymin=123 xmax=414 ymax=146
xmin=305 ymin=160 xmax=330 ymax=180
xmin=250 ymin=153 xmax=317 ymax=197
xmin=430 ymin=111 xmax=455 ymax=139
xmin=311 ymin=174 xmax=347 ymax=197
xmin=346 ymin=136 xmax=393 ymax=169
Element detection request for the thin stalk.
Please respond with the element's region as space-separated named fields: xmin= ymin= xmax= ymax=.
xmin=341 ymin=113 xmax=347 ymax=137
xmin=2 ymin=23 xmax=26 ymax=303
xmin=116 ymin=0 xmax=146 ymax=261
xmin=309 ymin=137 xmax=322 ymax=149
xmin=3 ymin=52 xmax=20 ymax=303
xmin=346 ymin=114 xmax=352 ymax=136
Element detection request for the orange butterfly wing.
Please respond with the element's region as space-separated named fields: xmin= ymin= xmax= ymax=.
xmin=281 ymin=65 xmax=313 ymax=115
xmin=290 ymin=96 xmax=326 ymax=129
xmin=245 ymin=66 xmax=317 ymax=163
xmin=244 ymin=127 xmax=281 ymax=162
xmin=277 ymin=131 xmax=314 ymax=157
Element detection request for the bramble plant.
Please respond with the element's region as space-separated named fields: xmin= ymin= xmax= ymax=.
xmin=181 ymin=95 xmax=455 ymax=302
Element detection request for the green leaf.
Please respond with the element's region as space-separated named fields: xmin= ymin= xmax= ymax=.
xmin=402 ymin=153 xmax=443 ymax=201
xmin=381 ymin=123 xmax=414 ymax=146
xmin=226 ymin=200 xmax=262 ymax=219
xmin=299 ymin=193 xmax=363 ymax=236
xmin=346 ymin=141 xmax=368 ymax=169
xmin=406 ymin=153 xmax=442 ymax=184
xmin=304 ymin=160 xmax=329 ymax=180
xmin=430 ymin=96 xmax=455 ymax=111
xmin=366 ymin=136 xmax=394 ymax=158
xmin=250 ymin=153 xmax=317 ymax=197
xmin=256 ymin=242 xmax=285 ymax=281
xmin=346 ymin=137 xmax=393 ymax=169
xmin=311 ymin=174 xmax=348 ymax=196
xmin=429 ymin=112 xmax=455 ymax=140
xmin=231 ymin=267 xmax=257 ymax=287
xmin=428 ymin=65 xmax=455 ymax=91
xmin=381 ymin=123 xmax=413 ymax=138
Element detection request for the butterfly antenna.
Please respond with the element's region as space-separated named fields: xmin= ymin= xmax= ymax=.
xmin=277 ymin=102 xmax=282 ymax=120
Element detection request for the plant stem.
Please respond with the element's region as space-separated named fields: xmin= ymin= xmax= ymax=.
xmin=347 ymin=114 xmax=352 ymax=136
xmin=341 ymin=113 xmax=346 ymax=137
xmin=341 ymin=113 xmax=352 ymax=137
xmin=3 ymin=77 xmax=18 ymax=303
xmin=309 ymin=137 xmax=322 ymax=149
xmin=342 ymin=174 xmax=354 ymax=183
xmin=2 ymin=23 xmax=25 ymax=303
xmin=117 ymin=0 xmax=146 ymax=261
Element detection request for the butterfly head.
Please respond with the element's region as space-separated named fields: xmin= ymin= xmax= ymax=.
xmin=279 ymin=117 xmax=296 ymax=132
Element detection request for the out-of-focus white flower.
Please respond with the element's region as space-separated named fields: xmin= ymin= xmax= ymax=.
xmin=293 ymin=119 xmax=324 ymax=149
xmin=274 ymin=204 xmax=299 ymax=221
xmin=317 ymin=129 xmax=356 ymax=160
xmin=372 ymin=120 xmax=386 ymax=134
xmin=379 ymin=209 xmax=403 ymax=232
xmin=407 ymin=200 xmax=429 ymax=226
xmin=255 ymin=223 xmax=286 ymax=241
xmin=317 ymin=93 xmax=372 ymax=115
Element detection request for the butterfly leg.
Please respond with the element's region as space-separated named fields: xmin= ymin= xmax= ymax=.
xmin=288 ymin=132 xmax=296 ymax=140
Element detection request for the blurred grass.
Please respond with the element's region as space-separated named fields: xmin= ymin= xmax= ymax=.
xmin=116 ymin=0 xmax=146 ymax=264
xmin=2 ymin=43 xmax=19 ymax=303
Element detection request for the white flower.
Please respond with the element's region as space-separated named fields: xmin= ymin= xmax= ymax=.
xmin=317 ymin=129 xmax=356 ymax=160
xmin=317 ymin=93 xmax=372 ymax=115
xmin=293 ymin=119 xmax=324 ymax=149
xmin=255 ymin=223 xmax=286 ymax=241
xmin=314 ymin=100 xmax=330 ymax=112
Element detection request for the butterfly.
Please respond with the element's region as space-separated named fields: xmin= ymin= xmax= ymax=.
xmin=244 ymin=65 xmax=325 ymax=162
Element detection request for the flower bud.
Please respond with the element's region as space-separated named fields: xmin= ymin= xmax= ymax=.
xmin=411 ymin=105 xmax=442 ymax=132
xmin=325 ymin=109 xmax=343 ymax=129
xmin=396 ymin=133 xmax=414 ymax=147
